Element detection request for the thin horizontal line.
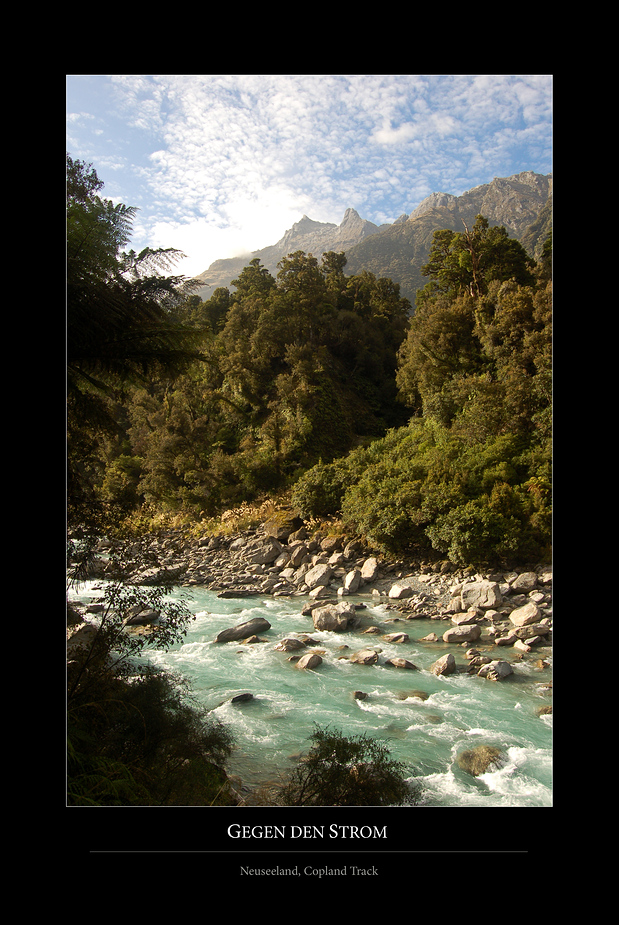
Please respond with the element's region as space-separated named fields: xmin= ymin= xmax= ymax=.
xmin=91 ymin=848 xmax=527 ymax=854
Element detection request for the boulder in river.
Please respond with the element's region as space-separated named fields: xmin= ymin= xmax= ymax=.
xmin=457 ymin=745 xmax=504 ymax=777
xmin=477 ymin=659 xmax=513 ymax=681
xmin=275 ymin=637 xmax=307 ymax=652
xmin=430 ymin=653 xmax=457 ymax=676
xmin=385 ymin=657 xmax=418 ymax=670
xmin=350 ymin=648 xmax=380 ymax=665
xmin=312 ymin=602 xmax=353 ymax=632
xmin=442 ymin=624 xmax=482 ymax=644
xmin=296 ymin=652 xmax=323 ymax=670
xmin=383 ymin=632 xmax=409 ymax=643
xmin=214 ymin=617 xmax=272 ymax=643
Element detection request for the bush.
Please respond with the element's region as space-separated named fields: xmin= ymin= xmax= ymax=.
xmin=67 ymin=665 xmax=235 ymax=806
xmin=274 ymin=725 xmax=419 ymax=806
xmin=290 ymin=460 xmax=350 ymax=518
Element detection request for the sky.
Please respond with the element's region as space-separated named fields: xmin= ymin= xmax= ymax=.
xmin=66 ymin=74 xmax=553 ymax=280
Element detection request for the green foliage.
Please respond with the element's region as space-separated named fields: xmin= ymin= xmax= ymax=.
xmin=95 ymin=244 xmax=411 ymax=515
xmin=274 ymin=725 xmax=418 ymax=806
xmin=68 ymin=158 xmax=551 ymax=569
xmin=66 ymin=154 xmax=204 ymax=517
xmin=418 ymin=214 xmax=536 ymax=302
xmin=67 ymin=665 xmax=235 ymax=806
xmin=294 ymin=411 xmax=551 ymax=566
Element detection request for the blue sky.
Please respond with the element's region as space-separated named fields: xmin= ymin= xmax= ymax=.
xmin=66 ymin=74 xmax=552 ymax=280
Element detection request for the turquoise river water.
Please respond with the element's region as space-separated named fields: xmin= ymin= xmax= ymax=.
xmin=69 ymin=582 xmax=552 ymax=809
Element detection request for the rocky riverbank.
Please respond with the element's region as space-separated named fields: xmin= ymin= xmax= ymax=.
xmin=69 ymin=513 xmax=552 ymax=801
xmin=81 ymin=512 xmax=552 ymax=684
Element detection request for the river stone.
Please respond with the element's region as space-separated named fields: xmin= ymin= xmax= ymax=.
xmin=275 ymin=637 xmax=307 ymax=652
xmin=304 ymin=563 xmax=333 ymax=590
xmin=385 ymin=657 xmax=418 ymax=670
xmin=430 ymin=653 xmax=457 ymax=676
xmin=460 ymin=580 xmax=502 ymax=610
xmin=312 ymin=603 xmax=352 ymax=632
xmin=512 ymin=622 xmax=550 ymax=639
xmin=477 ymin=659 xmax=513 ymax=680
xmin=388 ymin=580 xmax=415 ymax=600
xmin=344 ymin=568 xmax=362 ymax=593
xmin=289 ymin=543 xmax=310 ymax=568
xmin=383 ymin=632 xmax=409 ymax=643
xmin=510 ymin=571 xmax=538 ymax=593
xmin=296 ymin=652 xmax=323 ymax=670
xmin=242 ymin=537 xmax=283 ymax=565
xmin=442 ymin=624 xmax=482 ymax=643
xmin=350 ymin=648 xmax=380 ymax=665
xmin=495 ymin=632 xmax=519 ymax=646
xmin=214 ymin=616 xmax=272 ymax=643
xmin=509 ymin=601 xmax=541 ymax=626
xmin=360 ymin=557 xmax=380 ymax=581
xmin=457 ymin=745 xmax=504 ymax=777
xmin=451 ymin=611 xmax=480 ymax=625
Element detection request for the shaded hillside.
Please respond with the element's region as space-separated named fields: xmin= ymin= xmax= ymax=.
xmin=193 ymin=172 xmax=551 ymax=306
xmin=339 ymin=171 xmax=552 ymax=304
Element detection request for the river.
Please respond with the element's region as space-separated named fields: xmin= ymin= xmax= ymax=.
xmin=69 ymin=581 xmax=552 ymax=808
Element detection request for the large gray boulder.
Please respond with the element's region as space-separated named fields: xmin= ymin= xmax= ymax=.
xmin=509 ymin=601 xmax=541 ymax=626
xmin=460 ymin=580 xmax=503 ymax=610
xmin=312 ymin=603 xmax=352 ymax=632
xmin=296 ymin=652 xmax=323 ymax=670
xmin=242 ymin=537 xmax=283 ymax=565
xmin=214 ymin=616 xmax=272 ymax=643
xmin=385 ymin=657 xmax=418 ymax=670
xmin=344 ymin=568 xmax=362 ymax=593
xmin=430 ymin=653 xmax=457 ymax=676
xmin=477 ymin=659 xmax=513 ymax=680
xmin=388 ymin=579 xmax=416 ymax=600
xmin=350 ymin=648 xmax=380 ymax=665
xmin=304 ymin=563 xmax=333 ymax=590
xmin=442 ymin=624 xmax=482 ymax=644
xmin=510 ymin=571 xmax=538 ymax=593
xmin=360 ymin=557 xmax=380 ymax=582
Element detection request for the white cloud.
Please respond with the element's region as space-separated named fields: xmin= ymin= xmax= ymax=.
xmin=68 ymin=74 xmax=552 ymax=276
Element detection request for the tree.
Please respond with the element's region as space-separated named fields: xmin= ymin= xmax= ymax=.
xmin=419 ymin=215 xmax=536 ymax=303
xmin=274 ymin=725 xmax=418 ymax=806
xmin=231 ymin=258 xmax=276 ymax=299
xmin=67 ymin=154 xmax=203 ymax=512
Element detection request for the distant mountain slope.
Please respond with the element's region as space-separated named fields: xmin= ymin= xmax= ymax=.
xmin=344 ymin=171 xmax=552 ymax=303
xmin=193 ymin=171 xmax=552 ymax=304
xmin=194 ymin=208 xmax=382 ymax=300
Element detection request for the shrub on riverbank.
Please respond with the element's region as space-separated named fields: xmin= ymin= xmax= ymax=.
xmin=273 ymin=725 xmax=420 ymax=807
xmin=292 ymin=417 xmax=551 ymax=567
xmin=67 ymin=661 xmax=235 ymax=806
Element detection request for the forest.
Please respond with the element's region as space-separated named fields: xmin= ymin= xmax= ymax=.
xmin=67 ymin=154 xmax=551 ymax=568
xmin=66 ymin=153 xmax=551 ymax=806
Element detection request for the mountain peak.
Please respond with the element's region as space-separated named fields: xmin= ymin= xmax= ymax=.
xmin=195 ymin=171 xmax=551 ymax=304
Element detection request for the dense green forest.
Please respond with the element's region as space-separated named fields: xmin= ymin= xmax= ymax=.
xmin=67 ymin=155 xmax=551 ymax=567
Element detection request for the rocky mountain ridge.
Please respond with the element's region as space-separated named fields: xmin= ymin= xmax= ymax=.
xmin=193 ymin=171 xmax=552 ymax=304
xmin=194 ymin=207 xmax=382 ymax=300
